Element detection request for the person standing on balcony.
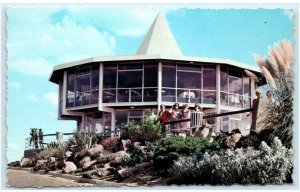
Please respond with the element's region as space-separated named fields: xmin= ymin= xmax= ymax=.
xmin=158 ymin=104 xmax=173 ymax=136
xmin=180 ymin=104 xmax=191 ymax=135
xmin=169 ymin=103 xmax=181 ymax=134
xmin=247 ymin=90 xmax=261 ymax=132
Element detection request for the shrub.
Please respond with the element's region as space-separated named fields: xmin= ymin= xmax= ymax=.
xmin=36 ymin=145 xmax=66 ymax=159
xmin=153 ymin=136 xmax=220 ymax=169
xmin=169 ymin=137 xmax=293 ymax=185
xmin=65 ymin=132 xmax=103 ymax=152
xmin=120 ymin=119 xmax=162 ymax=145
xmin=123 ymin=144 xmax=154 ymax=166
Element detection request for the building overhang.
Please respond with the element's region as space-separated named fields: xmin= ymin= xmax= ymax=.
xmin=49 ymin=54 xmax=261 ymax=84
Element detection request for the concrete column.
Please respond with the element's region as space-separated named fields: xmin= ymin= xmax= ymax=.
xmin=62 ymin=71 xmax=68 ymax=115
xmin=98 ymin=63 xmax=103 ymax=111
xmin=158 ymin=61 xmax=162 ymax=110
xmin=215 ymin=64 xmax=221 ymax=133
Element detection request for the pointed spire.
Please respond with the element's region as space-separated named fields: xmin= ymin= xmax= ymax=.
xmin=136 ymin=13 xmax=182 ymax=56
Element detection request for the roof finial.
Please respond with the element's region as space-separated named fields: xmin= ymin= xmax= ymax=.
xmin=136 ymin=12 xmax=182 ymax=56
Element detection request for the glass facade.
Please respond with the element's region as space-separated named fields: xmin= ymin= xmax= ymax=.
xmin=162 ymin=62 xmax=216 ymax=104
xmin=67 ymin=65 xmax=99 ymax=108
xmin=220 ymin=67 xmax=251 ymax=108
xmin=103 ymin=62 xmax=158 ymax=103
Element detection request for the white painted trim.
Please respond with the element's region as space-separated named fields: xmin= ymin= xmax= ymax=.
xmin=216 ymin=64 xmax=221 ymax=132
xmin=98 ymin=63 xmax=103 ymax=111
xmin=158 ymin=61 xmax=162 ymax=110
xmin=102 ymin=102 xmax=158 ymax=107
xmin=49 ymin=55 xmax=261 ymax=83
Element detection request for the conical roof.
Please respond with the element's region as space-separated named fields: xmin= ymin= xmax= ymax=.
xmin=136 ymin=13 xmax=182 ymax=56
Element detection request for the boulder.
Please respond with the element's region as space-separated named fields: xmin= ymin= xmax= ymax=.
xmin=82 ymin=160 xmax=97 ymax=170
xmin=88 ymin=144 xmax=104 ymax=156
xmin=97 ymin=168 xmax=110 ymax=177
xmin=135 ymin=161 xmax=153 ymax=171
xmin=114 ymin=151 xmax=128 ymax=163
xmin=49 ymin=157 xmax=56 ymax=163
xmin=133 ymin=142 xmax=141 ymax=148
xmin=92 ymin=164 xmax=104 ymax=170
xmin=65 ymin=151 xmax=73 ymax=158
xmin=95 ymin=153 xmax=116 ymax=164
xmin=62 ymin=161 xmax=77 ymax=173
xmin=79 ymin=156 xmax=91 ymax=167
xmin=36 ymin=159 xmax=47 ymax=166
xmin=116 ymin=166 xmax=134 ymax=179
xmin=20 ymin=157 xmax=32 ymax=167
xmin=121 ymin=139 xmax=131 ymax=152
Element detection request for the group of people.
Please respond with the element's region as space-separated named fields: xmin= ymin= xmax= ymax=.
xmin=29 ymin=128 xmax=44 ymax=149
xmin=158 ymin=103 xmax=205 ymax=136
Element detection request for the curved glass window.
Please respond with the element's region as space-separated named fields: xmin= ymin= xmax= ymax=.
xmin=162 ymin=63 xmax=176 ymax=88
xmin=203 ymin=66 xmax=216 ymax=90
xmin=66 ymin=65 xmax=99 ymax=108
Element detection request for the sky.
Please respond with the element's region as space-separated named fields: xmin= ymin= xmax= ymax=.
xmin=5 ymin=5 xmax=294 ymax=162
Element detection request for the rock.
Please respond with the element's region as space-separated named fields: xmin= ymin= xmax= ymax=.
xmin=20 ymin=157 xmax=33 ymax=167
xmin=117 ymin=166 xmax=134 ymax=179
xmin=147 ymin=177 xmax=163 ymax=186
xmin=36 ymin=159 xmax=47 ymax=166
xmin=49 ymin=157 xmax=56 ymax=163
xmin=88 ymin=144 xmax=104 ymax=156
xmin=114 ymin=151 xmax=128 ymax=162
xmin=82 ymin=160 xmax=97 ymax=170
xmin=104 ymin=163 xmax=110 ymax=169
xmin=79 ymin=156 xmax=91 ymax=167
xmin=232 ymin=133 xmax=242 ymax=142
xmin=110 ymin=151 xmax=129 ymax=167
xmin=95 ymin=153 xmax=116 ymax=164
xmin=97 ymin=168 xmax=110 ymax=177
xmin=133 ymin=142 xmax=141 ymax=148
xmin=8 ymin=161 xmax=20 ymax=167
xmin=226 ymin=133 xmax=242 ymax=150
xmin=65 ymin=151 xmax=73 ymax=158
xmin=121 ymin=139 xmax=131 ymax=152
xmin=62 ymin=161 xmax=77 ymax=173
xmin=135 ymin=161 xmax=153 ymax=171
xmin=92 ymin=164 xmax=104 ymax=170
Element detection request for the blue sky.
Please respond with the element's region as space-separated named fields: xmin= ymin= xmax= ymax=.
xmin=6 ymin=6 xmax=294 ymax=162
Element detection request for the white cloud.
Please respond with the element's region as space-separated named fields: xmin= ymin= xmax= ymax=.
xmin=44 ymin=92 xmax=58 ymax=105
xmin=8 ymin=57 xmax=53 ymax=77
xmin=8 ymin=81 xmax=22 ymax=91
xmin=7 ymin=142 xmax=19 ymax=150
xmin=27 ymin=93 xmax=38 ymax=102
xmin=7 ymin=8 xmax=116 ymax=76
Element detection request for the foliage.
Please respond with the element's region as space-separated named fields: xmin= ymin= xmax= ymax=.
xmin=65 ymin=132 xmax=104 ymax=152
xmin=100 ymin=137 xmax=121 ymax=153
xmin=123 ymin=144 xmax=154 ymax=166
xmin=153 ymin=136 xmax=220 ymax=169
xmin=169 ymin=137 xmax=293 ymax=185
xmin=254 ymin=39 xmax=294 ymax=149
xmin=262 ymin=74 xmax=293 ymax=148
xmin=120 ymin=119 xmax=162 ymax=145
xmin=36 ymin=145 xmax=66 ymax=159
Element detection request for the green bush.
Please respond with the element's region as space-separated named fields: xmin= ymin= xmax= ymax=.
xmin=65 ymin=132 xmax=104 ymax=152
xmin=123 ymin=144 xmax=154 ymax=166
xmin=120 ymin=119 xmax=162 ymax=145
xmin=169 ymin=137 xmax=293 ymax=185
xmin=153 ymin=136 xmax=220 ymax=169
xmin=36 ymin=145 xmax=66 ymax=159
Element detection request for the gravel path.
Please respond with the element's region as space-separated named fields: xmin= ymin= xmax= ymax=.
xmin=6 ymin=169 xmax=94 ymax=188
